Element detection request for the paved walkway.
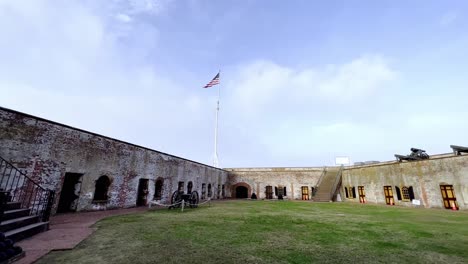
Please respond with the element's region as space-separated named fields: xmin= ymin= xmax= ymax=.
xmin=16 ymin=207 xmax=150 ymax=264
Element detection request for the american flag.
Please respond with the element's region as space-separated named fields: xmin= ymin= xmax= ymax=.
xmin=203 ymin=72 xmax=220 ymax=88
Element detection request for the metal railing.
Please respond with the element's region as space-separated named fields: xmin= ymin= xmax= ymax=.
xmin=330 ymin=165 xmax=344 ymax=201
xmin=0 ymin=156 xmax=55 ymax=223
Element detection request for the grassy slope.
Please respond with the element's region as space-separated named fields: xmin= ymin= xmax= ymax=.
xmin=39 ymin=201 xmax=468 ymax=264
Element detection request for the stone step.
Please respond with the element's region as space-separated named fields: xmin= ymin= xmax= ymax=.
xmin=5 ymin=221 xmax=49 ymax=242
xmin=0 ymin=215 xmax=40 ymax=232
xmin=5 ymin=201 xmax=21 ymax=210
xmin=2 ymin=208 xmax=30 ymax=221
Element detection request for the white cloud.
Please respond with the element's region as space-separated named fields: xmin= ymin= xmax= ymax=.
xmin=439 ymin=12 xmax=458 ymax=26
xmin=116 ymin=13 xmax=132 ymax=23
xmin=227 ymin=55 xmax=396 ymax=118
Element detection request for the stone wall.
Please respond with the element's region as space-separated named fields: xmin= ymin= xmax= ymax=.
xmin=225 ymin=167 xmax=325 ymax=200
xmin=0 ymin=107 xmax=228 ymax=214
xmin=341 ymin=154 xmax=468 ymax=210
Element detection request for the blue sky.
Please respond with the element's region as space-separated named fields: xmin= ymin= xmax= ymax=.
xmin=1 ymin=0 xmax=468 ymax=167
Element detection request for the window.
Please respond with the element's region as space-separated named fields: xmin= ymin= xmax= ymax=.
xmin=301 ymin=186 xmax=309 ymax=200
xmin=187 ymin=181 xmax=193 ymax=194
xmin=396 ymin=186 xmax=414 ymax=201
xmin=284 ymin=187 xmax=287 ymax=196
xmin=222 ymin=185 xmax=225 ymax=198
xmin=345 ymin=186 xmax=355 ymax=199
xmin=277 ymin=186 xmax=284 ymax=197
xmin=401 ymin=186 xmax=410 ymax=201
xmin=265 ymin=186 xmax=273 ymax=199
xmin=93 ymin=176 xmax=110 ymax=201
xmin=311 ymin=187 xmax=315 ymax=197
xmin=395 ymin=186 xmax=402 ymax=200
xmin=154 ymin=178 xmax=163 ymax=200
xmin=217 ymin=184 xmax=221 ymax=199
xmin=207 ymin=184 xmax=212 ymax=197
xmin=201 ymin=183 xmax=206 ymax=199
xmin=178 ymin=181 xmax=184 ymax=192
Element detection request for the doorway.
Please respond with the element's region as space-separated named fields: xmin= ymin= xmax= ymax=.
xmin=440 ymin=185 xmax=458 ymax=209
xmin=137 ymin=179 xmax=149 ymax=206
xmin=57 ymin=173 xmax=83 ymax=213
xmin=301 ymin=186 xmax=309 ymax=200
xmin=236 ymin=186 xmax=248 ymax=198
xmin=383 ymin=186 xmax=394 ymax=205
xmin=358 ymin=186 xmax=366 ymax=203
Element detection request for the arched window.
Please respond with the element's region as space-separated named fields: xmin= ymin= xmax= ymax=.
xmin=187 ymin=181 xmax=193 ymax=194
xmin=207 ymin=184 xmax=212 ymax=197
xmin=154 ymin=178 xmax=163 ymax=200
xmin=93 ymin=176 xmax=110 ymax=201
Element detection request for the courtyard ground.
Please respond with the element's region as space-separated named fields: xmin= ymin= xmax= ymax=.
xmin=38 ymin=200 xmax=468 ymax=264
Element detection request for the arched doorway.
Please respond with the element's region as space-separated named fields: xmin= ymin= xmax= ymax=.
xmin=236 ymin=186 xmax=248 ymax=198
xmin=231 ymin=182 xmax=252 ymax=199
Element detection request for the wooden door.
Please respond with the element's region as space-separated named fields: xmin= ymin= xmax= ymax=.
xmin=383 ymin=186 xmax=394 ymax=205
xmin=440 ymin=185 xmax=458 ymax=209
xmin=358 ymin=186 xmax=365 ymax=203
xmin=301 ymin=186 xmax=309 ymax=200
xmin=265 ymin=186 xmax=273 ymax=199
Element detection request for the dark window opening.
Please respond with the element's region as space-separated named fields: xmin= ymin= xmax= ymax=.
xmin=154 ymin=179 xmax=163 ymax=200
xmin=201 ymin=183 xmax=206 ymax=199
xmin=93 ymin=176 xmax=111 ymax=202
xmin=187 ymin=181 xmax=193 ymax=194
xmin=395 ymin=186 xmax=402 ymax=200
xmin=274 ymin=187 xmax=278 ymax=196
xmin=178 ymin=181 xmax=184 ymax=193
xmin=284 ymin=187 xmax=287 ymax=196
xmin=344 ymin=187 xmax=349 ymax=198
xmin=208 ymin=184 xmax=212 ymax=197
xmin=222 ymin=184 xmax=225 ymax=198
xmin=351 ymin=187 xmax=356 ymax=198
xmin=217 ymin=184 xmax=221 ymax=199
xmin=408 ymin=186 xmax=415 ymax=200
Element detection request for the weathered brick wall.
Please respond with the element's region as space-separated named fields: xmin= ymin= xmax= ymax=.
xmin=0 ymin=107 xmax=228 ymax=214
xmin=225 ymin=167 xmax=324 ymax=200
xmin=341 ymin=155 xmax=468 ymax=210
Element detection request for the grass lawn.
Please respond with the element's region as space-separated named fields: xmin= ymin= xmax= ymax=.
xmin=39 ymin=200 xmax=468 ymax=264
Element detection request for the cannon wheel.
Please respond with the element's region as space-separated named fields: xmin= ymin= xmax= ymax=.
xmin=189 ymin=191 xmax=199 ymax=208
xmin=169 ymin=191 xmax=183 ymax=209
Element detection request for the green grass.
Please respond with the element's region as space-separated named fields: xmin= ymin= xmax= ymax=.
xmin=39 ymin=201 xmax=468 ymax=264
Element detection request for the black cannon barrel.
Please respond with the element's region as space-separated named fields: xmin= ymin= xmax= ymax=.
xmin=410 ymin=148 xmax=425 ymax=152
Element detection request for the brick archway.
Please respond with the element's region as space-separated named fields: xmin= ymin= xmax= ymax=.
xmin=231 ymin=182 xmax=252 ymax=199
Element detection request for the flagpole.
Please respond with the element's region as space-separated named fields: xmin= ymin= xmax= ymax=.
xmin=213 ymin=71 xmax=220 ymax=168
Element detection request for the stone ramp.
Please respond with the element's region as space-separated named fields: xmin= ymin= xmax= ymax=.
xmin=313 ymin=168 xmax=341 ymax=202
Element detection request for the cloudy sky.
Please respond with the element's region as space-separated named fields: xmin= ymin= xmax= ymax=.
xmin=1 ymin=0 xmax=468 ymax=168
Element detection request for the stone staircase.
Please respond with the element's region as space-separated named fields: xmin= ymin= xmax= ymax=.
xmin=313 ymin=167 xmax=342 ymax=202
xmin=0 ymin=155 xmax=54 ymax=246
xmin=1 ymin=190 xmax=50 ymax=242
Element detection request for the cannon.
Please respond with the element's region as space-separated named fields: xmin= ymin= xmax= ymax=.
xmin=450 ymin=145 xmax=468 ymax=155
xmin=395 ymin=148 xmax=429 ymax=162
xmin=168 ymin=190 xmax=199 ymax=209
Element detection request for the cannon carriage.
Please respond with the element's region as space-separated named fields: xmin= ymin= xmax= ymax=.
xmin=168 ymin=190 xmax=199 ymax=209
xmin=395 ymin=148 xmax=429 ymax=162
